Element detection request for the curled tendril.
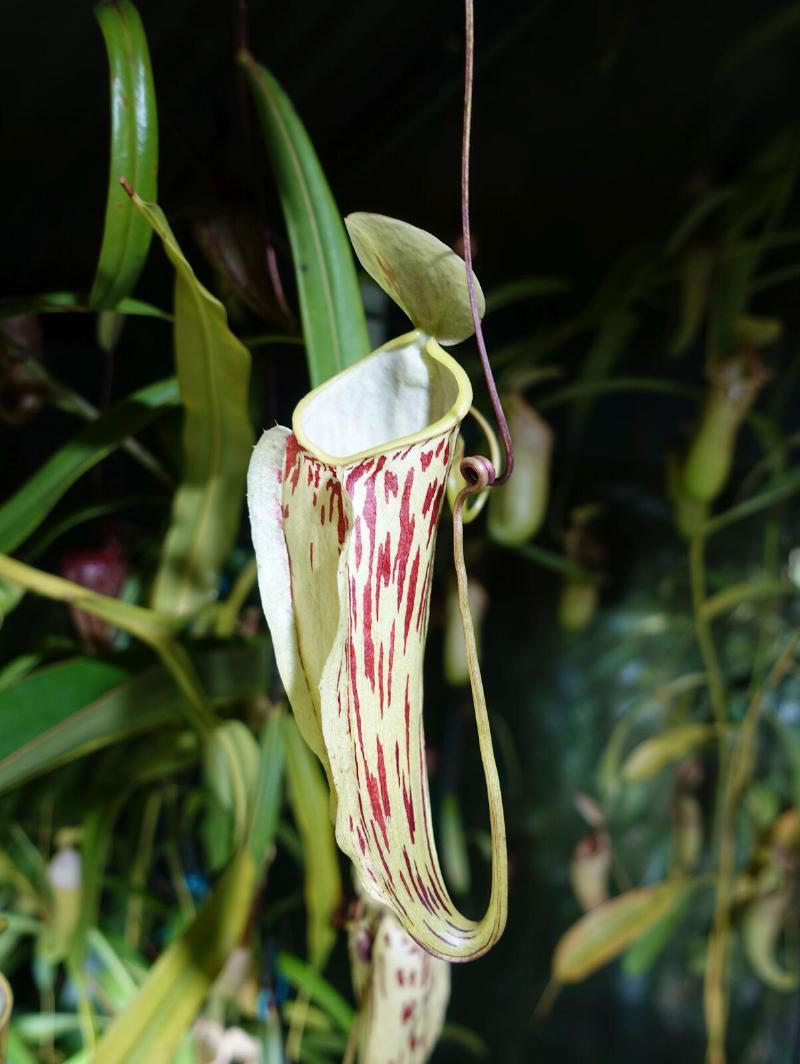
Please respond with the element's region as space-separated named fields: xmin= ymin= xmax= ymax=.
xmin=459 ymin=453 xmax=495 ymax=492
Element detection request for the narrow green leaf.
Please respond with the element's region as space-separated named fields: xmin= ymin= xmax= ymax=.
xmin=671 ymin=245 xmax=713 ymax=356
xmin=128 ymin=194 xmax=253 ymax=617
xmin=0 ymin=292 xmax=170 ymax=322
xmin=441 ymin=791 xmax=471 ymax=896
xmin=277 ymin=953 xmax=355 ymax=1033
xmin=553 ymin=881 xmax=693 ymax=983
xmin=721 ymin=3 xmax=800 ymax=74
xmin=567 ymin=309 xmax=638 ymax=441
xmin=6 ymin=1028 xmax=38 ymax=1064
xmin=622 ymin=890 xmax=693 ymax=976
xmin=598 ymin=673 xmax=708 ymax=795
xmin=283 ymin=717 xmax=341 ymax=968
xmin=703 ymin=467 xmax=800 ymax=536
xmin=238 ymin=51 xmax=369 ymax=386
xmin=93 ymin=849 xmax=257 ymax=1064
xmin=345 ymin=212 xmax=484 ymax=344
xmin=0 ymin=377 xmax=178 ymax=555
xmin=701 ymin=579 xmax=797 ymax=621
xmin=0 ymin=642 xmax=269 ymax=795
xmin=89 ymin=0 xmax=158 ymax=309
xmin=247 ymin=709 xmax=286 ymax=863
xmin=484 ymin=275 xmax=571 ymax=315
xmin=621 ymin=724 xmax=716 ymax=783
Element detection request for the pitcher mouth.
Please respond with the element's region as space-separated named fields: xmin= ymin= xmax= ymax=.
xmin=292 ymin=330 xmax=473 ymax=467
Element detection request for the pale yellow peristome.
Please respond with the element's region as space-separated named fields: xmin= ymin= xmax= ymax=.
xmin=248 ymin=330 xmax=508 ymax=961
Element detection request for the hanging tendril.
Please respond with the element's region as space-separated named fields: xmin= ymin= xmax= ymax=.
xmin=460 ymin=0 xmax=514 ymax=490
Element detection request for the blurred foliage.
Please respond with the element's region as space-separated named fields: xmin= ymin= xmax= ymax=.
xmin=1 ymin=3 xmax=800 ymax=1063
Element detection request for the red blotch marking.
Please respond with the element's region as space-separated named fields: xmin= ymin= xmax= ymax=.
xmin=404 ymin=676 xmax=411 ymax=773
xmin=370 ymin=820 xmax=393 ymax=880
xmin=376 ymin=738 xmax=391 ymax=817
xmin=345 ymin=460 xmax=373 ymax=495
xmin=403 ymin=849 xmax=434 ymax=914
xmin=399 ymin=867 xmax=415 ymax=903
xmin=402 ymin=1002 xmax=416 ymax=1023
xmin=397 ymin=969 xmax=406 ymax=986
xmin=394 ymin=740 xmax=401 ymax=784
xmin=394 ymin=468 xmax=416 ymax=607
xmin=350 ymin=576 xmax=358 ymax=630
xmin=426 ymin=481 xmax=445 ymax=546
xmin=403 ymin=548 xmax=421 ymax=650
xmin=309 ymin=542 xmax=314 ymax=569
xmin=402 ymin=774 xmax=416 ymax=843
xmin=347 ymin=634 xmax=364 ymax=756
xmin=388 ymin=621 xmax=396 ymax=706
xmin=384 ymin=470 xmax=399 ymax=500
xmin=367 ymin=771 xmax=389 ymax=850
xmin=375 ymin=531 xmax=392 ymax=620
xmin=416 ymin=554 xmax=435 ymax=634
xmin=327 ymin=479 xmax=346 ymax=545
xmin=378 ymin=643 xmax=385 ymax=716
xmin=420 ymin=449 xmax=433 ymax=471
xmin=354 ymin=518 xmax=362 ymax=569
xmin=362 ymin=582 xmax=375 ymax=690
xmin=421 ymin=480 xmax=437 ymax=518
xmin=435 ymin=438 xmax=445 ymax=457
xmin=283 ymin=434 xmax=303 ymax=492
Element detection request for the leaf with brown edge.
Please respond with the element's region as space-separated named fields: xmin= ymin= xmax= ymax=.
xmin=621 ymin=723 xmax=716 ymax=782
xmin=345 ymin=213 xmax=485 ymax=345
xmin=553 ymin=880 xmax=694 ymax=983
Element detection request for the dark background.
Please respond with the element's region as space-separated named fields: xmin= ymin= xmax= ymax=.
xmin=4 ymin=0 xmax=800 ymax=296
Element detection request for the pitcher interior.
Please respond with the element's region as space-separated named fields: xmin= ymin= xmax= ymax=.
xmin=295 ymin=338 xmax=465 ymax=462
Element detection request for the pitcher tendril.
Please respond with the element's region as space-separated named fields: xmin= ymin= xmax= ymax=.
xmin=460 ymin=0 xmax=514 ymax=489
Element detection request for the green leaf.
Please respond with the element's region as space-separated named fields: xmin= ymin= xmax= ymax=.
xmin=128 ymin=194 xmax=253 ymax=617
xmin=89 ymin=0 xmax=158 ymax=309
xmin=671 ymin=245 xmax=713 ymax=356
xmin=277 ymin=953 xmax=355 ymax=1034
xmin=700 ymin=579 xmax=797 ymax=621
xmin=441 ymin=791 xmax=471 ymax=896
xmin=552 ymin=881 xmax=694 ymax=983
xmin=484 ymin=275 xmax=571 ymax=315
xmin=567 ymin=308 xmax=638 ymax=442
xmin=721 ymin=3 xmax=800 ymax=74
xmin=283 ymin=717 xmax=341 ymax=968
xmin=93 ymin=715 xmax=283 ymax=1063
xmin=622 ymin=890 xmax=693 ymax=976
xmin=239 ymin=51 xmax=369 ymax=386
xmin=621 ymin=724 xmax=716 ymax=783
xmin=0 ymin=292 xmax=170 ymax=322
xmin=345 ymin=212 xmax=484 ymax=345
xmin=0 ymin=377 xmax=178 ymax=555
xmin=598 ymin=673 xmax=709 ymax=796
xmin=703 ymin=466 xmax=800 ymax=536
xmin=0 ymin=642 xmax=269 ymax=795
xmin=92 ymin=849 xmax=257 ymax=1064
xmin=246 ymin=710 xmax=286 ymax=863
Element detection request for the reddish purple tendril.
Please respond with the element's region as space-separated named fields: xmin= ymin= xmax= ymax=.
xmin=460 ymin=0 xmax=514 ymax=491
